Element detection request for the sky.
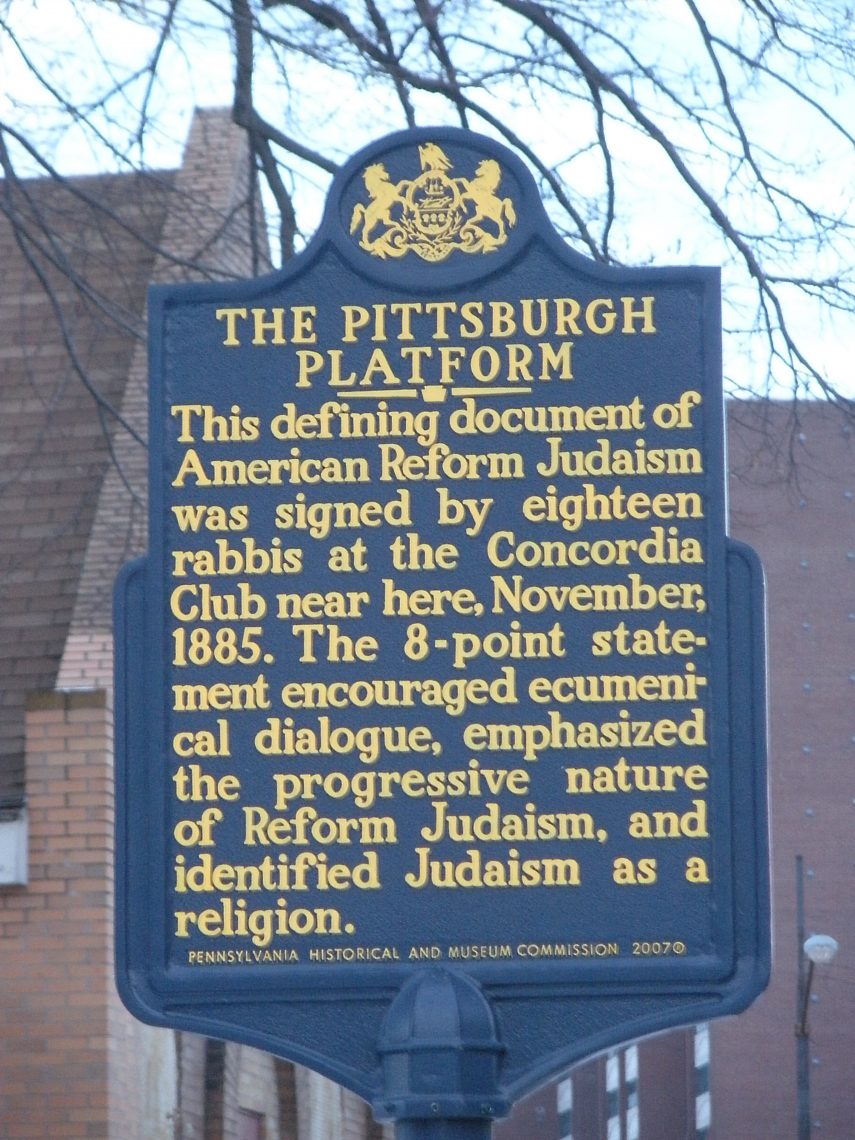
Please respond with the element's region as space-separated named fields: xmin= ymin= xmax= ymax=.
xmin=2 ymin=0 xmax=854 ymax=399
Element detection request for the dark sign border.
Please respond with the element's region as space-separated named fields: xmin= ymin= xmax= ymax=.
xmin=115 ymin=126 xmax=769 ymax=1103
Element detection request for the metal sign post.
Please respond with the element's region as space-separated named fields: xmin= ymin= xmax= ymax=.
xmin=115 ymin=127 xmax=770 ymax=1130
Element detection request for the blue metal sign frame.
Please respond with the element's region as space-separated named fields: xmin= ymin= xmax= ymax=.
xmin=115 ymin=127 xmax=769 ymax=1118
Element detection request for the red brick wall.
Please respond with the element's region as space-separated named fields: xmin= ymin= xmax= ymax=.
xmin=1 ymin=691 xmax=115 ymax=1138
xmin=0 ymin=691 xmax=179 ymax=1139
xmin=710 ymin=405 xmax=855 ymax=1139
xmin=0 ymin=110 xmax=303 ymax=1140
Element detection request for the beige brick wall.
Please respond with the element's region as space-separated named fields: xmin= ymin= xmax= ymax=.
xmin=237 ymin=1047 xmax=281 ymax=1139
xmin=176 ymin=1032 xmax=208 ymax=1139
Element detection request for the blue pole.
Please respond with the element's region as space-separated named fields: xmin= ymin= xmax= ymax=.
xmin=795 ymin=855 xmax=811 ymax=1140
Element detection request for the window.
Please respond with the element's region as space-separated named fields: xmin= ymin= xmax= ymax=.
xmin=694 ymin=1024 xmax=711 ymax=1139
xmin=557 ymin=1076 xmax=573 ymax=1140
xmin=238 ymin=1109 xmax=265 ymax=1140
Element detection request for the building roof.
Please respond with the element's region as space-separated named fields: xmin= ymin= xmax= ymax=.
xmin=0 ymin=169 xmax=175 ymax=801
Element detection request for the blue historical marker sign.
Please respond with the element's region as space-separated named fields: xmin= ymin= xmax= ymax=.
xmin=115 ymin=128 xmax=769 ymax=1119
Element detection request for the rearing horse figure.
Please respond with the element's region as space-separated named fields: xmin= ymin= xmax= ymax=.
xmin=349 ymin=163 xmax=405 ymax=252
xmin=460 ymin=159 xmax=517 ymax=248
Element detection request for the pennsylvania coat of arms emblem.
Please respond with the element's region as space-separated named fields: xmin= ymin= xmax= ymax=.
xmin=349 ymin=142 xmax=517 ymax=261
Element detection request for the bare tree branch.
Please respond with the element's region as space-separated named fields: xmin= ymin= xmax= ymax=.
xmin=0 ymin=0 xmax=852 ymax=430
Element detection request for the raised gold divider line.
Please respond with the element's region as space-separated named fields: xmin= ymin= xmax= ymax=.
xmin=337 ymin=387 xmax=533 ymax=400
xmin=452 ymin=388 xmax=532 ymax=397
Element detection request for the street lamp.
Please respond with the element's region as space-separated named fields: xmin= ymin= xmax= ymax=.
xmin=795 ymin=856 xmax=839 ymax=1140
xmin=803 ymin=934 xmax=839 ymax=968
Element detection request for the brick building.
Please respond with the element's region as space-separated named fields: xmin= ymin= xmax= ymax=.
xmin=0 ymin=109 xmax=385 ymax=1140
xmin=496 ymin=402 xmax=855 ymax=1139
xmin=1 ymin=109 xmax=852 ymax=1139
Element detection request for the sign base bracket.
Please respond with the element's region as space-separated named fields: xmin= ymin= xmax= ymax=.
xmin=375 ymin=967 xmax=508 ymax=1138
